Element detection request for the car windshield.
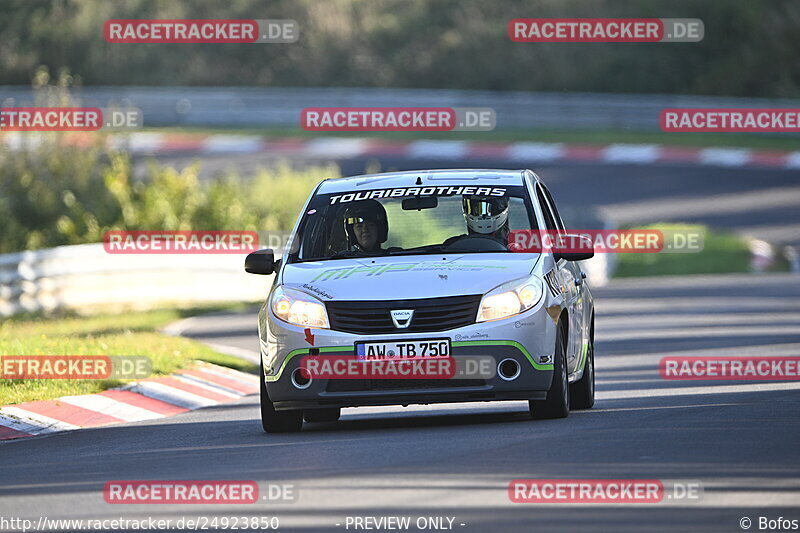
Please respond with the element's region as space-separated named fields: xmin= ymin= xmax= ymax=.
xmin=288 ymin=184 xmax=537 ymax=262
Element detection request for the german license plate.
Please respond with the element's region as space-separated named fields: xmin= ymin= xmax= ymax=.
xmin=355 ymin=339 xmax=450 ymax=361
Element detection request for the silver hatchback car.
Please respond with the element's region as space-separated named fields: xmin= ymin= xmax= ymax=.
xmin=245 ymin=169 xmax=595 ymax=432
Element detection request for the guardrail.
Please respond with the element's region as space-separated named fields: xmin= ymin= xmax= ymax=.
xmin=3 ymin=86 xmax=800 ymax=131
xmin=0 ymin=241 xmax=613 ymax=317
xmin=0 ymin=243 xmax=270 ymax=316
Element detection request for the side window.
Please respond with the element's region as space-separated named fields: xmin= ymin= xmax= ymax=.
xmin=535 ymin=184 xmax=558 ymax=231
xmin=541 ymin=185 xmax=566 ymax=231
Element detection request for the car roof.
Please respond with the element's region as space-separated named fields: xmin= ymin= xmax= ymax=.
xmin=317 ymin=169 xmax=531 ymax=195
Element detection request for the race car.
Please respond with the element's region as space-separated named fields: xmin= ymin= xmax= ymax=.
xmin=245 ymin=169 xmax=595 ymax=432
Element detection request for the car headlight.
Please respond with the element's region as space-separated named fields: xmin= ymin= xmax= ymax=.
xmin=477 ymin=276 xmax=544 ymax=322
xmin=271 ymin=286 xmax=330 ymax=328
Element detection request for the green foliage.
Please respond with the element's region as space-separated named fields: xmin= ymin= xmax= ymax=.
xmin=0 ymin=144 xmax=339 ymax=253
xmin=246 ymin=163 xmax=340 ymax=231
xmin=0 ymin=0 xmax=797 ymax=97
xmin=0 ymin=68 xmax=339 ymax=253
xmin=615 ymin=223 xmax=774 ymax=277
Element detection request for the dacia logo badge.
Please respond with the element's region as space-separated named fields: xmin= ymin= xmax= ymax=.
xmin=390 ymin=309 xmax=414 ymax=329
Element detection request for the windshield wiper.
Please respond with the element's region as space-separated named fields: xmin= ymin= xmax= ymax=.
xmin=388 ymin=244 xmax=512 ymax=256
xmin=327 ymin=250 xmax=361 ymax=259
xmin=386 ymin=244 xmax=444 ymax=255
xmin=295 ymin=250 xmax=387 ymax=262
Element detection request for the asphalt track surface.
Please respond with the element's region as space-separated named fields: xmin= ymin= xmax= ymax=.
xmin=1 ymin=273 xmax=799 ymax=532
xmin=1 ymin=157 xmax=799 ymax=532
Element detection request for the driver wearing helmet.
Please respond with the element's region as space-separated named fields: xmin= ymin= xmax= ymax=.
xmin=443 ymin=195 xmax=511 ymax=247
xmin=343 ymin=199 xmax=390 ymax=253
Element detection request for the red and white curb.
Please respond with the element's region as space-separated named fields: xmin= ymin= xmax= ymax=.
xmin=3 ymin=132 xmax=800 ymax=169
xmin=0 ymin=362 xmax=258 ymax=441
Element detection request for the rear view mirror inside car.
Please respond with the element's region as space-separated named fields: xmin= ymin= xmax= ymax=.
xmin=402 ymin=196 xmax=438 ymax=210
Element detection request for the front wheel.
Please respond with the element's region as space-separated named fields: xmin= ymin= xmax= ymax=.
xmin=260 ymin=364 xmax=303 ymax=433
xmin=529 ymin=322 xmax=570 ymax=419
xmin=570 ymin=317 xmax=595 ymax=410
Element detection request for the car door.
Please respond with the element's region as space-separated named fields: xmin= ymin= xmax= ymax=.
xmin=540 ymin=183 xmax=590 ymax=375
xmin=535 ymin=182 xmax=582 ymax=374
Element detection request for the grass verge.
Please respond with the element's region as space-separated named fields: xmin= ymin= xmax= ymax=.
xmin=0 ymin=307 xmax=258 ymax=406
xmin=615 ymin=224 xmax=788 ymax=277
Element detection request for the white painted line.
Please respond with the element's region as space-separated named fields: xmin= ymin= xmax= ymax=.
xmin=58 ymin=394 xmax=164 ymax=423
xmin=127 ymin=381 xmax=217 ymax=409
xmin=1 ymin=132 xmax=25 ymax=151
xmin=198 ymin=366 xmax=259 ymax=387
xmin=699 ymin=148 xmax=752 ymax=167
xmin=506 ymin=142 xmax=565 ymax=162
xmin=600 ymin=380 xmax=800 ymax=401
xmin=603 ymin=144 xmax=660 ymax=164
xmin=202 ymin=342 xmax=260 ymax=364
xmin=174 ymin=374 xmax=246 ymax=398
xmin=0 ymin=414 xmax=55 ymax=435
xmin=304 ymin=138 xmax=368 ymax=159
xmin=97 ymin=132 xmax=799 ymax=170
xmin=202 ymin=135 xmax=264 ymax=154
xmin=161 ymin=317 xmax=197 ymax=337
xmin=407 ymin=140 xmax=468 ymax=159
xmin=169 ymin=375 xmax=242 ymax=398
xmin=0 ymin=362 xmax=259 ymax=441
xmin=0 ymin=407 xmax=80 ymax=434
xmin=195 ymin=364 xmax=259 ymax=387
xmin=785 ymin=152 xmax=800 ymax=169
xmin=122 ymin=133 xmax=166 ymax=154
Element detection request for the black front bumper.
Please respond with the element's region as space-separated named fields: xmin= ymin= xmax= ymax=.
xmin=273 ymin=389 xmax=547 ymax=410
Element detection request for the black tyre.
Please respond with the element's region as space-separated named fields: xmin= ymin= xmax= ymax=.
xmin=304 ymin=408 xmax=341 ymax=423
xmin=570 ymin=316 xmax=595 ymax=410
xmin=529 ymin=322 xmax=570 ymax=419
xmin=260 ymin=363 xmax=303 ymax=433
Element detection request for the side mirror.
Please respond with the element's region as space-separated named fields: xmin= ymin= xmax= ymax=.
xmin=555 ymin=251 xmax=594 ymax=262
xmin=554 ymin=234 xmax=594 ymax=262
xmin=245 ymin=249 xmax=275 ymax=275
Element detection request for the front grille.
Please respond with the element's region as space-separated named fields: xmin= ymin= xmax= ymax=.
xmin=325 ymin=295 xmax=482 ymax=334
xmin=326 ymin=378 xmax=485 ymax=392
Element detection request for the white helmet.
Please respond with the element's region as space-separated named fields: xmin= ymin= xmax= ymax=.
xmin=462 ymin=195 xmax=509 ymax=234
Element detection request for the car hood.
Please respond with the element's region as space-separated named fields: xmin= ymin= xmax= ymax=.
xmin=281 ymin=254 xmax=539 ymax=301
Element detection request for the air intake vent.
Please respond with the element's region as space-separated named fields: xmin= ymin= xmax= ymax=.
xmin=325 ymin=295 xmax=482 ymax=334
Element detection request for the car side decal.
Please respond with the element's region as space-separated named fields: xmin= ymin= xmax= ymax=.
xmin=543 ymin=270 xmax=560 ymax=297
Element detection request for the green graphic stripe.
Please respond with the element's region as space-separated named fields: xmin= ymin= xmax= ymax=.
xmin=576 ymin=342 xmax=589 ymax=373
xmin=264 ymin=346 xmax=348 ymax=382
xmin=452 ymin=340 xmax=554 ymax=371
xmin=264 ymin=340 xmax=554 ymax=382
